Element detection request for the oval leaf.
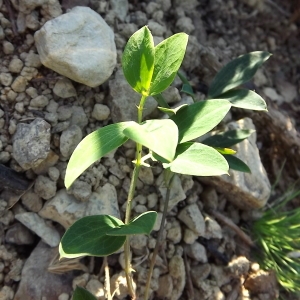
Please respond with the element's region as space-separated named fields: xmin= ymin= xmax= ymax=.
xmin=60 ymin=215 xmax=126 ymax=258
xmin=202 ymin=129 xmax=256 ymax=148
xmin=171 ymin=100 xmax=231 ymax=143
xmin=123 ymin=119 xmax=178 ymax=161
xmin=65 ymin=122 xmax=133 ymax=189
xmin=107 ymin=211 xmax=157 ymax=236
xmin=169 ymin=142 xmax=229 ymax=176
xmin=224 ymin=154 xmax=251 ymax=173
xmin=208 ymin=51 xmax=271 ymax=98
xmin=122 ymin=26 xmax=155 ymax=95
xmin=73 ymin=286 xmax=97 ymax=300
xmin=215 ymin=89 xmax=267 ymax=111
xmin=149 ymin=33 xmax=188 ymax=95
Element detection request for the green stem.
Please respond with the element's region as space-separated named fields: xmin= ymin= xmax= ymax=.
xmin=144 ymin=171 xmax=174 ymax=300
xmin=124 ymin=94 xmax=147 ymax=299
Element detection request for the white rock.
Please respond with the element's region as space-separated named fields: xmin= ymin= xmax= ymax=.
xmin=86 ymin=278 xmax=105 ymax=299
xmin=60 ymin=125 xmax=82 ymax=158
xmin=263 ymin=87 xmax=284 ymax=104
xmin=53 ymin=78 xmax=77 ymax=98
xmin=204 ymin=216 xmax=223 ymax=239
xmin=186 ymin=242 xmax=208 ymax=263
xmin=91 ymin=103 xmax=110 ymax=121
xmin=34 ymin=7 xmax=116 ymax=87
xmin=0 ymin=73 xmax=13 ymax=86
xmin=12 ymin=118 xmax=51 ymax=170
xmin=15 ymin=212 xmax=60 ymax=247
xmin=178 ymin=203 xmax=205 ymax=236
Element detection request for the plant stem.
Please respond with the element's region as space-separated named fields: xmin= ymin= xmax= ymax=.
xmin=144 ymin=171 xmax=174 ymax=300
xmin=104 ymin=257 xmax=112 ymax=300
xmin=124 ymin=94 xmax=147 ymax=299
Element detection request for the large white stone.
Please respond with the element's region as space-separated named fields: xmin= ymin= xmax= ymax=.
xmin=34 ymin=7 xmax=116 ymax=87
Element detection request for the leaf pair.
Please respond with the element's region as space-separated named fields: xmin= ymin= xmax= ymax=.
xmin=60 ymin=211 xmax=157 ymax=259
xmin=122 ymin=26 xmax=188 ymax=97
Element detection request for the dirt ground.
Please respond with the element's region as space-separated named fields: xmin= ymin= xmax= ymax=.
xmin=0 ymin=0 xmax=300 ymax=299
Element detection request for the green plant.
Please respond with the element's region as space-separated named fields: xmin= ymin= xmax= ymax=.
xmin=59 ymin=26 xmax=270 ymax=299
xmin=252 ymin=186 xmax=300 ymax=296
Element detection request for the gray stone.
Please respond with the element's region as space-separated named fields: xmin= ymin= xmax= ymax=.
xmin=110 ymin=0 xmax=128 ymax=22
xmin=57 ymin=105 xmax=72 ymax=121
xmin=204 ymin=216 xmax=223 ymax=239
xmin=178 ymin=203 xmax=205 ymax=236
xmin=138 ymin=166 xmax=154 ymax=185
xmin=169 ymin=255 xmax=185 ymax=300
xmin=199 ymin=118 xmax=271 ymax=209
xmin=34 ymin=7 xmax=116 ymax=87
xmin=53 ymin=78 xmax=77 ymax=98
xmin=12 ymin=118 xmax=51 ymax=170
xmin=176 ymin=17 xmax=195 ymax=34
xmin=21 ymin=190 xmax=43 ymax=212
xmin=30 ymin=95 xmax=49 ymax=108
xmin=5 ymin=223 xmax=35 ymax=245
xmin=157 ymin=274 xmax=173 ymax=299
xmin=70 ymin=106 xmax=88 ymax=129
xmin=91 ymin=103 xmax=110 ymax=121
xmin=34 ymin=175 xmax=57 ymax=200
xmin=15 ymin=212 xmax=60 ymax=247
xmin=11 ymin=76 xmax=27 ymax=92
xmin=25 ymin=52 xmax=41 ymax=68
xmin=191 ymin=264 xmax=211 ymax=288
xmin=67 ymin=180 xmax=92 ymax=202
xmin=3 ymin=41 xmax=14 ymax=54
xmin=157 ymin=173 xmax=186 ymax=211
xmin=109 ymin=68 xmax=157 ymax=122
xmin=14 ymin=242 xmax=73 ymax=300
xmin=186 ymin=242 xmax=208 ymax=263
xmin=60 ymin=125 xmax=82 ymax=158
xmin=0 ymin=72 xmax=13 ymax=86
xmin=147 ymin=20 xmax=166 ymax=36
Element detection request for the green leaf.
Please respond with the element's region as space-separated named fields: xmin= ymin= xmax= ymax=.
xmin=122 ymin=26 xmax=155 ymax=95
xmin=224 ymin=155 xmax=251 ymax=173
xmin=214 ymin=147 xmax=236 ymax=155
xmin=149 ymin=33 xmax=188 ymax=95
xmin=208 ymin=51 xmax=271 ymax=98
xmin=123 ymin=119 xmax=178 ymax=161
xmin=215 ymin=89 xmax=267 ymax=111
xmin=168 ymin=142 xmax=229 ymax=176
xmin=59 ymin=215 xmax=126 ymax=258
xmin=73 ymin=286 xmax=97 ymax=300
xmin=171 ymin=100 xmax=231 ymax=143
xmin=65 ymin=122 xmax=133 ymax=189
xmin=153 ymin=94 xmax=170 ymax=109
xmin=202 ymin=129 xmax=256 ymax=148
xmin=107 ymin=211 xmax=157 ymax=236
xmin=177 ymin=71 xmax=195 ymax=99
xmin=157 ymin=104 xmax=187 ymax=116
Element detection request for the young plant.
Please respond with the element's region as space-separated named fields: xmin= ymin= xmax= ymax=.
xmin=252 ymin=186 xmax=300 ymax=296
xmin=59 ymin=26 xmax=270 ymax=300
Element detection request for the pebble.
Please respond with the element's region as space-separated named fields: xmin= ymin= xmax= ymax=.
xmin=21 ymin=66 xmax=38 ymax=80
xmin=91 ymin=103 xmax=110 ymax=121
xmin=191 ymin=264 xmax=211 ymax=287
xmin=178 ymin=203 xmax=205 ymax=236
xmin=186 ymin=242 xmax=208 ymax=263
xmin=26 ymin=86 xmax=38 ymax=98
xmin=34 ymin=175 xmax=56 ymax=200
xmin=60 ymin=125 xmax=82 ymax=158
xmin=5 ymin=223 xmax=35 ymax=245
xmin=67 ymin=180 xmax=92 ymax=202
xmin=48 ymin=166 xmax=60 ymax=181
xmin=21 ymin=190 xmax=43 ymax=212
xmin=157 ymin=274 xmax=173 ymax=299
xmin=53 ymin=78 xmax=77 ymax=98
xmin=35 ymin=7 xmax=116 ymax=87
xmin=138 ymin=166 xmax=154 ymax=185
xmin=25 ymin=51 xmax=41 ymax=68
xmin=11 ymin=76 xmax=27 ymax=92
xmin=167 ymin=221 xmax=182 ymax=244
xmin=147 ymin=20 xmax=166 ymax=36
xmin=15 ymin=212 xmax=60 ymax=247
xmin=0 ymin=72 xmax=13 ymax=86
xmin=57 ymin=105 xmax=72 ymax=121
xmin=3 ymin=41 xmax=14 ymax=54
xmin=86 ymin=278 xmax=105 ymax=299
xmin=12 ymin=118 xmax=51 ymax=170
xmin=204 ymin=216 xmax=223 ymax=239
xmin=110 ymin=0 xmax=128 ymax=22
xmin=30 ymin=95 xmax=49 ymax=108
xmin=176 ymin=16 xmax=195 ymax=34
xmin=70 ymin=106 xmax=88 ymax=129
xmin=168 ymin=255 xmax=185 ymax=300
xmin=183 ymin=228 xmax=198 ymax=244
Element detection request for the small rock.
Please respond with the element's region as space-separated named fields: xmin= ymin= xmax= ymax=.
xmin=72 ymin=273 xmax=89 ymax=289
xmin=191 ymin=264 xmax=211 ymax=288
xmin=32 ymin=150 xmax=59 ymax=175
xmin=34 ymin=175 xmax=57 ymax=200
xmin=110 ymin=271 xmax=134 ymax=300
xmin=12 ymin=118 xmax=51 ymax=170
xmin=5 ymin=223 xmax=35 ymax=245
xmin=176 ymin=16 xmax=195 ymax=34
xmin=91 ymin=103 xmax=110 ymax=121
xmin=186 ymin=242 xmax=207 ymax=263
xmin=183 ymin=228 xmax=198 ymax=244
xmin=162 ymin=86 xmax=181 ymax=104
xmin=263 ymin=87 xmax=284 ymax=104
xmin=15 ymin=212 xmax=60 ymax=247
xmin=60 ymin=125 xmax=82 ymax=158
xmin=53 ymin=78 xmax=77 ymax=98
xmin=21 ymin=66 xmax=38 ymax=80
xmin=48 ymin=166 xmax=60 ymax=181
xmin=148 ymin=20 xmax=166 ymax=36
xmin=14 ymin=242 xmax=73 ymax=300
xmin=201 ymin=186 xmax=218 ymax=210
xmin=110 ymin=0 xmax=128 ymax=22
xmin=11 ymin=76 xmax=27 ymax=92
xmin=21 ymin=190 xmax=43 ymax=212
xmin=178 ymin=203 xmax=205 ymax=236
xmin=57 ymin=105 xmax=72 ymax=121
xmin=227 ymin=256 xmax=250 ymax=276
xmin=30 ymin=95 xmax=49 ymax=108
xmin=25 ymin=51 xmax=41 ymax=68
xmin=156 ymin=274 xmax=173 ymax=299
xmin=0 ymin=73 xmax=13 ymax=86
xmin=67 ymin=180 xmax=92 ymax=202
xmin=3 ymin=41 xmax=14 ymax=54
xmin=34 ymin=7 xmax=116 ymax=87
xmin=70 ymin=106 xmax=88 ymax=129
xmin=210 ymin=265 xmax=230 ymax=287
xmin=276 ymin=80 xmax=297 ymax=103
xmin=169 ymin=255 xmax=185 ymax=300
xmin=157 ymin=173 xmax=186 ymax=211
xmin=130 ymin=234 xmax=147 ymax=255
xmin=204 ymin=216 xmax=223 ymax=239
xmin=86 ymin=278 xmax=105 ymax=299
xmin=138 ymin=166 xmax=154 ymax=185
xmin=167 ymin=220 xmax=182 ymax=244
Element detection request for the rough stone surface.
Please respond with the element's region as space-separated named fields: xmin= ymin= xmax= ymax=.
xmin=199 ymin=118 xmax=271 ymax=209
xmin=60 ymin=125 xmax=82 ymax=158
xmin=109 ymin=68 xmax=157 ymax=122
xmin=15 ymin=212 xmax=60 ymax=247
xmin=14 ymin=242 xmax=73 ymax=300
xmin=53 ymin=78 xmax=77 ymax=98
xmin=168 ymin=255 xmax=185 ymax=300
xmin=178 ymin=203 xmax=205 ymax=236
xmin=34 ymin=7 xmax=116 ymax=87
xmin=12 ymin=118 xmax=51 ymax=170
xmin=5 ymin=223 xmax=35 ymax=245
xmin=186 ymin=242 xmax=208 ymax=263
xmin=34 ymin=175 xmax=57 ymax=200
xmin=91 ymin=103 xmax=110 ymax=121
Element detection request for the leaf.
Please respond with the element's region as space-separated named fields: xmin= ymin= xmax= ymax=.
xmin=214 ymin=147 xmax=236 ymax=155
xmin=215 ymin=89 xmax=267 ymax=111
xmin=107 ymin=211 xmax=157 ymax=236
xmin=224 ymin=155 xmax=251 ymax=173
xmin=149 ymin=33 xmax=188 ymax=95
xmin=123 ymin=119 xmax=178 ymax=161
xmin=157 ymin=104 xmax=187 ymax=116
xmin=177 ymin=71 xmax=195 ymax=99
xmin=65 ymin=122 xmax=133 ymax=189
xmin=153 ymin=94 xmax=170 ymax=109
xmin=208 ymin=51 xmax=271 ymax=98
xmin=169 ymin=142 xmax=229 ymax=176
xmin=202 ymin=129 xmax=256 ymax=148
xmin=73 ymin=286 xmax=97 ymax=300
xmin=171 ymin=100 xmax=231 ymax=143
xmin=122 ymin=26 xmax=155 ymax=95
xmin=59 ymin=215 xmax=126 ymax=258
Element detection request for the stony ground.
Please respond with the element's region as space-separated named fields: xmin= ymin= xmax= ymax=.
xmin=0 ymin=0 xmax=300 ymax=300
